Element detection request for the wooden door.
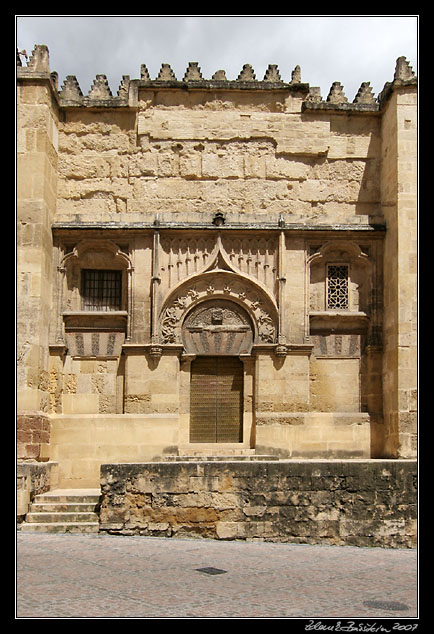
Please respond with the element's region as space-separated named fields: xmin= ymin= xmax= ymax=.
xmin=190 ymin=356 xmax=243 ymax=443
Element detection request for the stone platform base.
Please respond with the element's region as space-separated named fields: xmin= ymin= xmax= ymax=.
xmin=99 ymin=459 xmax=417 ymax=548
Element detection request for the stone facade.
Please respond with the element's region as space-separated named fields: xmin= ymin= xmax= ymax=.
xmin=99 ymin=459 xmax=417 ymax=548
xmin=17 ymin=46 xmax=417 ymax=488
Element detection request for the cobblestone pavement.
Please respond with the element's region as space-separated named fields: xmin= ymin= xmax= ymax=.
xmin=16 ymin=532 xmax=418 ymax=620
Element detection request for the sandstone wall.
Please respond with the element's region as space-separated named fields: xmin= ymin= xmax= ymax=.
xmin=54 ymin=87 xmax=382 ymax=227
xmin=45 ymin=414 xmax=179 ymax=487
xmin=17 ymin=49 xmax=417 ymax=472
xmin=99 ymin=459 xmax=417 ymax=548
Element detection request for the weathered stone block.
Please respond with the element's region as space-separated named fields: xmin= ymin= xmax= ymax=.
xmin=99 ymin=460 xmax=416 ymax=548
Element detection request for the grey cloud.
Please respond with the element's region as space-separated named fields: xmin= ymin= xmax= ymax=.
xmin=16 ymin=15 xmax=417 ymax=100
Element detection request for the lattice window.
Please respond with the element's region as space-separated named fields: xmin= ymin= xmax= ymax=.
xmin=327 ymin=265 xmax=349 ymax=309
xmin=81 ymin=269 xmax=122 ymax=311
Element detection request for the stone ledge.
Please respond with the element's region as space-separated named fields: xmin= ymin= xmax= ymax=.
xmin=51 ymin=221 xmax=387 ymax=232
xmin=302 ymin=101 xmax=380 ymax=114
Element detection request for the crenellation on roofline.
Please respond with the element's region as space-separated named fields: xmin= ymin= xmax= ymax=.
xmin=17 ymin=44 xmax=416 ymax=112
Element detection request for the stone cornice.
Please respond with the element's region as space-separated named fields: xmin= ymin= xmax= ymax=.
xmin=51 ymin=221 xmax=386 ymax=233
xmin=302 ymin=101 xmax=380 ymax=114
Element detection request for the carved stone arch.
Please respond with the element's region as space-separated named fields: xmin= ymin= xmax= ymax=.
xmin=307 ymin=240 xmax=371 ymax=267
xmin=61 ymin=239 xmax=132 ymax=270
xmin=158 ymin=269 xmax=278 ymax=346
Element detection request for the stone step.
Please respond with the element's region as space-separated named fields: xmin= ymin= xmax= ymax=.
xmin=30 ymin=502 xmax=98 ymax=513
xmin=19 ymin=488 xmax=101 ymax=534
xmin=34 ymin=489 xmax=101 ymax=504
xmin=20 ymin=522 xmax=99 ymax=534
xmin=26 ymin=511 xmax=98 ymax=523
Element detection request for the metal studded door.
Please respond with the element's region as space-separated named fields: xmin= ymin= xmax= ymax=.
xmin=190 ymin=356 xmax=243 ymax=443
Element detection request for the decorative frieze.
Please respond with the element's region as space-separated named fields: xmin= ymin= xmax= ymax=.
xmin=183 ymin=300 xmax=253 ymax=355
xmin=63 ymin=311 xmax=127 ymax=358
xmin=65 ymin=331 xmax=126 ymax=358
xmin=310 ymin=334 xmax=362 ymax=358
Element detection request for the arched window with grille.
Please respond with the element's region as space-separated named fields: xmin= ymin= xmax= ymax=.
xmin=327 ymin=264 xmax=349 ymax=310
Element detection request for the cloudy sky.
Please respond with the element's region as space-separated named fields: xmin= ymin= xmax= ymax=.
xmin=16 ymin=15 xmax=418 ymax=101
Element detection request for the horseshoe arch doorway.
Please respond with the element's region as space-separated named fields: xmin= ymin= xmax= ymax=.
xmin=182 ymin=299 xmax=254 ymax=444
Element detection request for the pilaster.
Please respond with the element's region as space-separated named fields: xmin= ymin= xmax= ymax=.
xmin=380 ymin=58 xmax=417 ymax=457
xmin=17 ymin=45 xmax=59 ymax=455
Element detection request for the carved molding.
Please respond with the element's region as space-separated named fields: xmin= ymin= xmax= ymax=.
xmin=58 ymin=238 xmax=134 ymax=343
xmin=60 ymin=238 xmax=132 ymax=270
xmin=307 ymin=240 xmax=371 ymax=268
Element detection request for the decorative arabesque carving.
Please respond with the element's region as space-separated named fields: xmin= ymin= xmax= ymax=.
xmin=257 ymin=311 xmax=275 ymax=343
xmin=161 ymin=306 xmax=178 ymax=343
xmin=159 ymin=273 xmax=277 ymax=346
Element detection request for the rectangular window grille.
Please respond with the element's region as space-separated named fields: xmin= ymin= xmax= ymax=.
xmin=327 ymin=265 xmax=349 ymax=309
xmin=82 ymin=269 xmax=122 ymax=311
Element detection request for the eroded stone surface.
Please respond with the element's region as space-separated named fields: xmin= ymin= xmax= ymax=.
xmin=99 ymin=460 xmax=417 ymax=548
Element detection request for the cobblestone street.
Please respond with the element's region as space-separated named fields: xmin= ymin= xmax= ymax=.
xmin=16 ymin=532 xmax=418 ymax=620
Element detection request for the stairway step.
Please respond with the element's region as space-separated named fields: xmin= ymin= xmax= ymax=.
xmin=34 ymin=489 xmax=101 ymax=504
xmin=19 ymin=489 xmax=102 ymax=534
xmin=26 ymin=511 xmax=98 ymax=523
xmin=30 ymin=502 xmax=98 ymax=513
xmin=20 ymin=522 xmax=99 ymax=534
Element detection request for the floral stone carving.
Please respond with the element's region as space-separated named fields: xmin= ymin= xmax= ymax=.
xmin=158 ymin=272 xmax=277 ymax=347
